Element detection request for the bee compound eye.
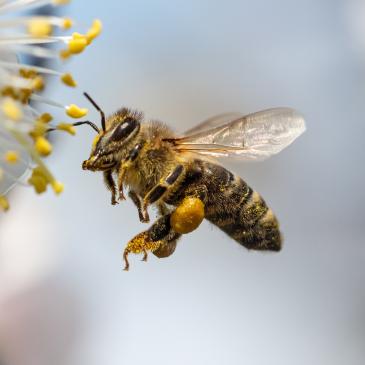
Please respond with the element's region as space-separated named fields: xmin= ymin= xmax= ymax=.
xmin=110 ymin=117 xmax=137 ymax=141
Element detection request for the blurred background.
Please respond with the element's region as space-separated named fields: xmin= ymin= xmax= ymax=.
xmin=1 ymin=0 xmax=365 ymax=364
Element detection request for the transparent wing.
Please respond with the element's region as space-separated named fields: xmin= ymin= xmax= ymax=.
xmin=183 ymin=112 xmax=243 ymax=136
xmin=173 ymin=108 xmax=306 ymax=160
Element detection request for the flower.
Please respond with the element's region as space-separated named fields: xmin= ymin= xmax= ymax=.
xmin=0 ymin=0 xmax=102 ymax=211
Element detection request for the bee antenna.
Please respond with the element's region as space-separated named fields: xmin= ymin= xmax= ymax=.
xmin=83 ymin=92 xmax=106 ymax=132
xmin=46 ymin=120 xmax=100 ymax=134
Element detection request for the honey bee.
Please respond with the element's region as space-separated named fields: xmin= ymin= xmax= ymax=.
xmin=77 ymin=93 xmax=305 ymax=270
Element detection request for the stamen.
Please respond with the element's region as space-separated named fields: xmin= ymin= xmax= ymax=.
xmin=1 ymin=98 xmax=23 ymax=121
xmin=66 ymin=104 xmax=88 ymax=118
xmin=0 ymin=16 xmax=73 ymax=30
xmin=0 ymin=35 xmax=70 ymax=45
xmin=0 ymin=62 xmax=78 ymax=87
xmin=67 ymin=32 xmax=87 ymax=54
xmin=0 ymin=0 xmax=70 ymax=15
xmin=27 ymin=18 xmax=52 ymax=37
xmin=4 ymin=150 xmax=19 ymax=164
xmin=56 ymin=122 xmax=76 ymax=135
xmin=0 ymin=195 xmax=9 ymax=211
xmin=35 ymin=136 xmax=52 ymax=156
xmin=10 ymin=44 xmax=60 ymax=58
xmin=61 ymin=72 xmax=77 ymax=87
xmin=86 ymin=19 xmax=102 ymax=43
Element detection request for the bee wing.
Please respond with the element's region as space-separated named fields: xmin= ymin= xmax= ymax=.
xmin=173 ymin=108 xmax=306 ymax=160
xmin=183 ymin=112 xmax=243 ymax=136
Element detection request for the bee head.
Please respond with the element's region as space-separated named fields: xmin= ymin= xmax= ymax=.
xmin=81 ymin=98 xmax=142 ymax=171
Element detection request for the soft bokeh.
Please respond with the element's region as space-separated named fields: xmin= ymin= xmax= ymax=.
xmin=1 ymin=1 xmax=364 ymax=364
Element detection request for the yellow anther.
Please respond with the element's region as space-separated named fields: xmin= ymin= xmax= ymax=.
xmin=0 ymin=196 xmax=10 ymax=212
xmin=62 ymin=17 xmax=73 ymax=29
xmin=66 ymin=104 xmax=88 ymax=118
xmin=61 ymin=73 xmax=77 ymax=87
xmin=31 ymin=75 xmax=45 ymax=91
xmin=171 ymin=197 xmax=205 ymax=234
xmin=19 ymin=68 xmax=37 ymax=78
xmin=59 ymin=49 xmax=72 ymax=60
xmin=35 ymin=136 xmax=53 ymax=156
xmin=2 ymin=98 xmax=23 ymax=121
xmin=86 ymin=19 xmax=102 ymax=43
xmin=29 ymin=122 xmax=47 ymax=139
xmin=68 ymin=33 xmax=87 ymax=54
xmin=52 ymin=0 xmax=70 ymax=4
xmin=28 ymin=167 xmax=48 ymax=194
xmin=57 ymin=123 xmax=76 ymax=135
xmin=4 ymin=150 xmax=19 ymax=164
xmin=27 ymin=19 xmax=52 ymax=37
xmin=37 ymin=113 xmax=53 ymax=124
xmin=51 ymin=180 xmax=64 ymax=195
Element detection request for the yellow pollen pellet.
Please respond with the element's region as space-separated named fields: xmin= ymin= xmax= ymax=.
xmin=4 ymin=151 xmax=19 ymax=164
xmin=57 ymin=123 xmax=76 ymax=135
xmin=35 ymin=136 xmax=53 ymax=156
xmin=62 ymin=17 xmax=73 ymax=29
xmin=66 ymin=104 xmax=88 ymax=118
xmin=171 ymin=197 xmax=205 ymax=234
xmin=61 ymin=73 xmax=77 ymax=87
xmin=0 ymin=195 xmax=9 ymax=211
xmin=51 ymin=181 xmax=64 ymax=195
xmin=2 ymin=98 xmax=22 ymax=121
xmin=27 ymin=19 xmax=52 ymax=37
xmin=86 ymin=19 xmax=102 ymax=43
xmin=68 ymin=33 xmax=87 ymax=54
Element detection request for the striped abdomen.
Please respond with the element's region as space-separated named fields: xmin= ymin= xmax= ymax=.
xmin=164 ymin=160 xmax=282 ymax=251
xmin=179 ymin=161 xmax=282 ymax=251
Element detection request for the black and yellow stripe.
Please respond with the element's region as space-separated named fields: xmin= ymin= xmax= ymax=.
xmin=165 ymin=160 xmax=282 ymax=252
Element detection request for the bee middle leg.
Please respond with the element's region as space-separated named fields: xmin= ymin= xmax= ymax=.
xmin=141 ymin=164 xmax=184 ymax=218
xmin=128 ymin=190 xmax=150 ymax=223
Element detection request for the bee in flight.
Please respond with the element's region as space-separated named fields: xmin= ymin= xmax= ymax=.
xmin=77 ymin=93 xmax=305 ymax=270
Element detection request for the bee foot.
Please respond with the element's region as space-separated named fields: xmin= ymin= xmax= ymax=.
xmin=139 ymin=210 xmax=150 ymax=223
xmin=142 ymin=249 xmax=148 ymax=262
xmin=111 ymin=198 xmax=119 ymax=205
xmin=123 ymin=249 xmax=130 ymax=271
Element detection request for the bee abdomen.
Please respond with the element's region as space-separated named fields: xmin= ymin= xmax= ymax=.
xmin=207 ymin=174 xmax=282 ymax=251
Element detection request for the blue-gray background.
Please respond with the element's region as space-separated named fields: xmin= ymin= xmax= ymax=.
xmin=0 ymin=1 xmax=364 ymax=364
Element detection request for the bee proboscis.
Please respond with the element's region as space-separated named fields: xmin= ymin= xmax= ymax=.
xmin=76 ymin=93 xmax=305 ymax=270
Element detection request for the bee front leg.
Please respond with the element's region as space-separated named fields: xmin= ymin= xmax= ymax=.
xmin=128 ymin=190 xmax=150 ymax=223
xmin=117 ymin=143 xmax=144 ymax=202
xmin=103 ymin=170 xmax=118 ymax=205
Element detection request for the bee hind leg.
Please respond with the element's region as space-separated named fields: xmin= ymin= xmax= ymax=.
xmin=122 ymin=214 xmax=182 ymax=270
